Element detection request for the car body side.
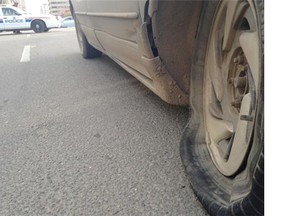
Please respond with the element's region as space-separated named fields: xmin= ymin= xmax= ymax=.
xmin=70 ymin=0 xmax=203 ymax=105
xmin=69 ymin=1 xmax=265 ymax=215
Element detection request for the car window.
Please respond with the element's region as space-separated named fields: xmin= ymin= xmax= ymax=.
xmin=2 ymin=8 xmax=18 ymax=16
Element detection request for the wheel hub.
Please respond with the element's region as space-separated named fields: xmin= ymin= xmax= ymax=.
xmin=229 ymin=51 xmax=249 ymax=110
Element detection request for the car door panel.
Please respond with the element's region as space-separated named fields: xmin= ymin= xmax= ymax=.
xmin=86 ymin=0 xmax=142 ymax=39
xmin=0 ymin=17 xmax=4 ymax=30
xmin=73 ymin=0 xmax=105 ymax=53
xmin=96 ymin=30 xmax=151 ymax=79
xmin=85 ymin=0 xmax=150 ymax=78
xmin=1 ymin=8 xmax=25 ymax=30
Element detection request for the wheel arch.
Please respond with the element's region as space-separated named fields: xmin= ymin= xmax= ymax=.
xmin=149 ymin=0 xmax=203 ymax=94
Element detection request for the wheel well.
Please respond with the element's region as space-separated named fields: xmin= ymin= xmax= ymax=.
xmin=150 ymin=0 xmax=203 ymax=94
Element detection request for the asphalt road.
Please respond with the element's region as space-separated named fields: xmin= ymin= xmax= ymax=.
xmin=0 ymin=28 xmax=208 ymax=216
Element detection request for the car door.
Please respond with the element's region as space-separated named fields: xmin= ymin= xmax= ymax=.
xmin=85 ymin=0 xmax=151 ymax=79
xmin=1 ymin=7 xmax=25 ymax=30
xmin=0 ymin=9 xmax=4 ymax=30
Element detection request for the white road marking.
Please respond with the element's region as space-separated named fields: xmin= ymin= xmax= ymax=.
xmin=20 ymin=45 xmax=31 ymax=63
xmin=27 ymin=34 xmax=31 ymax=38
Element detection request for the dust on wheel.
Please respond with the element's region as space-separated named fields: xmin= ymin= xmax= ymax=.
xmin=180 ymin=0 xmax=264 ymax=215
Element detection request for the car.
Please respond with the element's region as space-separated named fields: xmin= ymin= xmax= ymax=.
xmin=60 ymin=16 xmax=75 ymax=28
xmin=0 ymin=4 xmax=60 ymax=33
xmin=69 ymin=0 xmax=264 ymax=215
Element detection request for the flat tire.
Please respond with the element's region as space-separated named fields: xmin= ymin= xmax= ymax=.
xmin=180 ymin=1 xmax=264 ymax=215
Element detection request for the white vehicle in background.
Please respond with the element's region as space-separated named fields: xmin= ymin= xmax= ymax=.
xmin=0 ymin=5 xmax=60 ymax=33
xmin=60 ymin=16 xmax=75 ymax=28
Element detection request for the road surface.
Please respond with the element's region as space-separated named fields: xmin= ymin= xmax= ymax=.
xmin=0 ymin=29 xmax=208 ymax=216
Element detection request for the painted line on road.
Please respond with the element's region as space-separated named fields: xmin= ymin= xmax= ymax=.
xmin=27 ymin=34 xmax=31 ymax=38
xmin=20 ymin=45 xmax=32 ymax=63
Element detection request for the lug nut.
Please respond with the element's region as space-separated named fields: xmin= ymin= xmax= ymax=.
xmin=233 ymin=56 xmax=244 ymax=64
xmin=231 ymin=98 xmax=242 ymax=108
xmin=228 ymin=78 xmax=234 ymax=85
xmin=231 ymin=101 xmax=241 ymax=108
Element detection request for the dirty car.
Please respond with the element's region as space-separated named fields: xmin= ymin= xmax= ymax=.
xmin=69 ymin=0 xmax=264 ymax=215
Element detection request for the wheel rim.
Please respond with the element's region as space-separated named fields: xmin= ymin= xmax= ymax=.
xmin=33 ymin=22 xmax=42 ymax=32
xmin=204 ymin=0 xmax=260 ymax=176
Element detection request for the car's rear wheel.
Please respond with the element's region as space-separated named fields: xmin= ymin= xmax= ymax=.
xmin=74 ymin=18 xmax=102 ymax=59
xmin=180 ymin=0 xmax=264 ymax=215
xmin=31 ymin=20 xmax=45 ymax=33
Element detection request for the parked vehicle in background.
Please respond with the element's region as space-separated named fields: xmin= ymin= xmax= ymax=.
xmin=69 ymin=0 xmax=264 ymax=215
xmin=0 ymin=5 xmax=60 ymax=33
xmin=60 ymin=16 xmax=75 ymax=28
